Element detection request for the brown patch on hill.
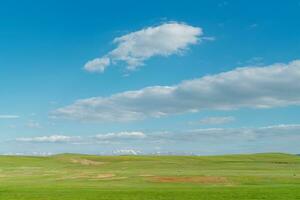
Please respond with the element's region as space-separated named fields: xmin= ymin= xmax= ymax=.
xmin=70 ymin=158 xmax=106 ymax=166
xmin=56 ymin=173 xmax=119 ymax=180
xmin=95 ymin=173 xmax=115 ymax=179
xmin=149 ymin=176 xmax=229 ymax=184
xmin=139 ymin=174 xmax=154 ymax=177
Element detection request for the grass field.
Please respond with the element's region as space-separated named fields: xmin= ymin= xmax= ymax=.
xmin=0 ymin=153 xmax=300 ymax=199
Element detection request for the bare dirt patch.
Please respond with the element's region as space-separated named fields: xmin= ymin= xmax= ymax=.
xmin=56 ymin=173 xmax=116 ymax=180
xmin=0 ymin=174 xmax=7 ymax=178
xmin=139 ymin=174 xmax=154 ymax=177
xmin=70 ymin=158 xmax=106 ymax=166
xmin=95 ymin=176 xmax=128 ymax=181
xmin=95 ymin=173 xmax=115 ymax=179
xmin=90 ymin=174 xmax=128 ymax=181
xmin=149 ymin=176 xmax=229 ymax=184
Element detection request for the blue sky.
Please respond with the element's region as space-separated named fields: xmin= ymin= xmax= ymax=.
xmin=1 ymin=0 xmax=300 ymax=155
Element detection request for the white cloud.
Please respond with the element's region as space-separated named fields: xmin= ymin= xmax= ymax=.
xmin=84 ymin=22 xmax=203 ymax=73
xmin=193 ymin=116 xmax=235 ymax=125
xmin=53 ymin=59 xmax=300 ymax=122
xmin=1 ymin=152 xmax=53 ymax=156
xmin=112 ymin=149 xmax=141 ymax=155
xmin=0 ymin=115 xmax=20 ymax=119
xmin=84 ymin=57 xmax=110 ymax=73
xmin=95 ymin=131 xmax=146 ymax=140
xmin=16 ymin=135 xmax=80 ymax=143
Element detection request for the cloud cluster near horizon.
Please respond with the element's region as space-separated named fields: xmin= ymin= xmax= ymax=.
xmin=14 ymin=124 xmax=300 ymax=146
xmin=53 ymin=59 xmax=300 ymax=122
xmin=84 ymin=22 xmax=204 ymax=73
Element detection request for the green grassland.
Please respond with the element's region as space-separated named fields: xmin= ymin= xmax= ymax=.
xmin=0 ymin=153 xmax=300 ymax=199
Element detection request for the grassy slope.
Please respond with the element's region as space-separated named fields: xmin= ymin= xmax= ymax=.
xmin=0 ymin=153 xmax=300 ymax=199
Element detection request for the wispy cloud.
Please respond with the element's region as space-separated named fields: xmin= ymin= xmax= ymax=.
xmin=0 ymin=115 xmax=20 ymax=119
xmin=53 ymin=59 xmax=300 ymax=122
xmin=237 ymin=57 xmax=264 ymax=66
xmin=248 ymin=23 xmax=258 ymax=29
xmin=84 ymin=22 xmax=204 ymax=73
xmin=16 ymin=135 xmax=80 ymax=143
xmin=95 ymin=131 xmax=146 ymax=140
xmin=15 ymin=132 xmax=145 ymax=144
xmin=191 ymin=116 xmax=235 ymax=125
xmin=1 ymin=152 xmax=53 ymax=156
xmin=170 ymin=124 xmax=300 ymax=143
xmin=25 ymin=121 xmax=42 ymax=129
xmin=218 ymin=1 xmax=229 ymax=7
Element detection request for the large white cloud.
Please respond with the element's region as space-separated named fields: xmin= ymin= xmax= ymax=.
xmin=53 ymin=59 xmax=300 ymax=122
xmin=84 ymin=22 xmax=203 ymax=72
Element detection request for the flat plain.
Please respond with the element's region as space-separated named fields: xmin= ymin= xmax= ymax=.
xmin=0 ymin=153 xmax=299 ymax=200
